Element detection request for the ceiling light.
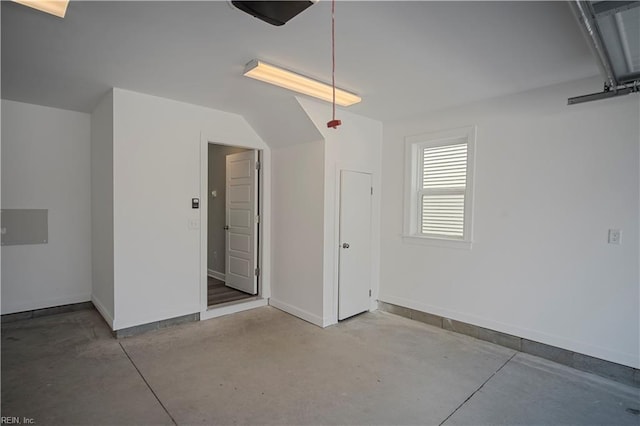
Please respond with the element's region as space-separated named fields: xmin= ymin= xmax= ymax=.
xmin=243 ymin=60 xmax=361 ymax=107
xmin=12 ymin=0 xmax=69 ymax=18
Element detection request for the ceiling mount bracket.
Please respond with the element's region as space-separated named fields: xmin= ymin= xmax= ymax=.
xmin=567 ymin=80 xmax=639 ymax=105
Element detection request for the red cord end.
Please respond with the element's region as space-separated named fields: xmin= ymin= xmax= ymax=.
xmin=327 ymin=119 xmax=342 ymax=129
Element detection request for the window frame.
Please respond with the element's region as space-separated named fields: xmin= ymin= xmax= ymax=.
xmin=403 ymin=125 xmax=476 ymax=249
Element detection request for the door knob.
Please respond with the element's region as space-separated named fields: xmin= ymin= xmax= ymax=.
xmin=224 ymin=225 xmax=229 ymax=230
xmin=342 ymin=243 xmax=350 ymax=249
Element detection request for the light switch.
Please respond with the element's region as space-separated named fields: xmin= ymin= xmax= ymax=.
xmin=608 ymin=229 xmax=621 ymax=245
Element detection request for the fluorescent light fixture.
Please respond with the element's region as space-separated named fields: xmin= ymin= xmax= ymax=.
xmin=12 ymin=0 xmax=69 ymax=18
xmin=243 ymin=60 xmax=361 ymax=107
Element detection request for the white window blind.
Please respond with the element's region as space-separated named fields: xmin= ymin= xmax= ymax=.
xmin=404 ymin=125 xmax=475 ymax=247
xmin=420 ymin=142 xmax=467 ymax=238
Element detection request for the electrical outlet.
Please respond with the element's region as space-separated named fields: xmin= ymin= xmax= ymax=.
xmin=608 ymin=229 xmax=621 ymax=245
xmin=188 ymin=219 xmax=200 ymax=230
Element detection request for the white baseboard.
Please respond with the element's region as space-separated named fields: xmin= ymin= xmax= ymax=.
xmin=2 ymin=293 xmax=92 ymax=315
xmin=91 ymin=295 xmax=114 ymax=330
xmin=269 ymin=298 xmax=324 ymax=328
xmin=207 ymin=269 xmax=226 ymax=281
xmin=322 ymin=317 xmax=337 ymax=327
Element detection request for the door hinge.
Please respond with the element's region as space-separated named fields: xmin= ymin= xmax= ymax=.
xmin=255 ymin=267 xmax=261 ymax=276
xmin=371 ymin=187 xmax=373 ymax=195
xmin=256 ymin=161 xmax=261 ymax=170
xmin=369 ymin=289 xmax=372 ymax=297
xmin=255 ymin=215 xmax=260 ymax=223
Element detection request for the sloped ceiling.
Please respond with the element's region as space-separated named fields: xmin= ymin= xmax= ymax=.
xmin=2 ymin=1 xmax=598 ymax=123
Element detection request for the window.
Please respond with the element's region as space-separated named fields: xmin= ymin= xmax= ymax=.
xmin=403 ymin=126 xmax=476 ymax=248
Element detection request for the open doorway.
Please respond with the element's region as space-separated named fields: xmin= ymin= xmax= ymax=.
xmin=207 ymin=143 xmax=259 ymax=307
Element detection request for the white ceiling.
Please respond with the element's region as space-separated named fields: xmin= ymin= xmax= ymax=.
xmin=1 ymin=1 xmax=598 ymax=122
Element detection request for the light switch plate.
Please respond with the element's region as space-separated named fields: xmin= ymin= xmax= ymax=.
xmin=608 ymin=229 xmax=621 ymax=245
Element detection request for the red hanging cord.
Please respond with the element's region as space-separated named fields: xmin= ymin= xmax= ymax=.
xmin=327 ymin=0 xmax=341 ymax=129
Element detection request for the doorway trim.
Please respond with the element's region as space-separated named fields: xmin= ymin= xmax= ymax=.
xmin=199 ymin=133 xmax=271 ymax=321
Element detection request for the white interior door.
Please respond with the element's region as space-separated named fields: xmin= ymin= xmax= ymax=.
xmin=338 ymin=170 xmax=372 ymax=320
xmin=225 ymin=150 xmax=258 ymax=295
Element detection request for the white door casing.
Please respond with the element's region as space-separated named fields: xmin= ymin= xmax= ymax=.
xmin=338 ymin=170 xmax=373 ymax=320
xmin=225 ymin=150 xmax=258 ymax=294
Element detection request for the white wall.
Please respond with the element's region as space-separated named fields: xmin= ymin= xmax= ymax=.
xmin=297 ymin=98 xmax=383 ymax=326
xmin=112 ymin=88 xmax=268 ymax=330
xmin=380 ymin=77 xmax=639 ymax=368
xmin=243 ymin=96 xmax=324 ymax=149
xmin=1 ymin=100 xmax=92 ymax=313
xmin=270 ymin=140 xmax=326 ymax=325
xmin=90 ymin=90 xmax=115 ymax=325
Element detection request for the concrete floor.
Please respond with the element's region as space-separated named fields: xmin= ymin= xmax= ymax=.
xmin=2 ymin=307 xmax=638 ymax=425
